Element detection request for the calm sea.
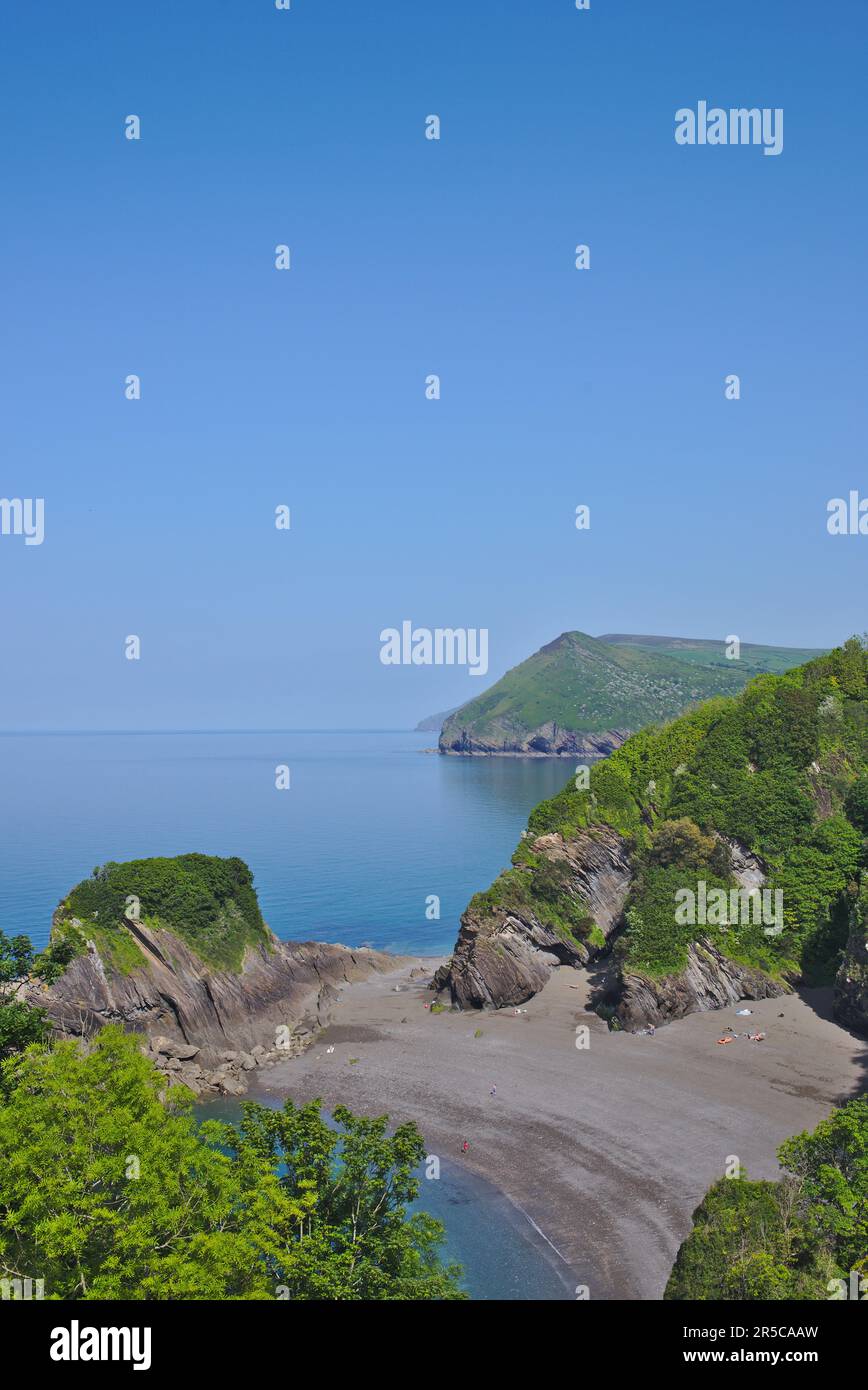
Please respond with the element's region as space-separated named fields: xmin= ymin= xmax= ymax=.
xmin=0 ymin=730 xmax=572 ymax=954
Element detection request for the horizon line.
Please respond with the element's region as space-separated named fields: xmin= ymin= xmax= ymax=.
xmin=0 ymin=727 xmax=430 ymax=737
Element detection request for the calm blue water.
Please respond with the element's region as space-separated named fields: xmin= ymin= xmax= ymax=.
xmin=0 ymin=730 xmax=576 ymax=1298
xmin=0 ymin=731 xmax=572 ymax=953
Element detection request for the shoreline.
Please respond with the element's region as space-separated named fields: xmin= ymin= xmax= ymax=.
xmin=248 ymin=959 xmax=867 ymax=1300
xmin=435 ymin=747 xmax=619 ymax=759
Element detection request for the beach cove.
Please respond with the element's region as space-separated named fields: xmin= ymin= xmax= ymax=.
xmin=249 ymin=960 xmax=868 ymax=1300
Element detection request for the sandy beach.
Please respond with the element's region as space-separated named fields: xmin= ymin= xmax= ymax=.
xmin=249 ymin=960 xmax=868 ymax=1300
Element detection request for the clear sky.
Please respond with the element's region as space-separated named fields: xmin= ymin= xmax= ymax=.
xmin=1 ymin=0 xmax=866 ymax=730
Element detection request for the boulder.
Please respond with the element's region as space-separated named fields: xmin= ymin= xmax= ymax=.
xmin=152 ymin=1036 xmax=200 ymax=1061
xmin=218 ymin=1076 xmax=246 ymax=1097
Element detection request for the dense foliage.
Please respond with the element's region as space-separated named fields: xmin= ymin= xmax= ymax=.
xmin=0 ymin=1027 xmax=465 ymax=1300
xmin=56 ymin=853 xmax=271 ymax=972
xmin=0 ymin=929 xmax=79 ymax=1061
xmin=491 ymin=639 xmax=868 ymax=984
xmin=665 ymin=1097 xmax=868 ymax=1300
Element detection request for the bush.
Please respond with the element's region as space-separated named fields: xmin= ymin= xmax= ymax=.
xmin=59 ymin=855 xmax=271 ymax=972
xmin=666 ymin=1097 xmax=868 ymax=1300
xmin=844 ymin=774 xmax=868 ymax=834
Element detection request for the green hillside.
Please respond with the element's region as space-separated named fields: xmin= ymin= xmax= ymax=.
xmin=600 ymin=633 xmax=826 ymax=677
xmin=521 ymin=638 xmax=868 ymax=984
xmin=438 ymin=631 xmax=825 ymax=754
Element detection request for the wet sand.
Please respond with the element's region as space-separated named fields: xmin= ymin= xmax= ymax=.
xmin=249 ymin=960 xmax=868 ymax=1300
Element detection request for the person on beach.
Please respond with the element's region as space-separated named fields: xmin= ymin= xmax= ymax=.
xmin=490 ymin=1084 xmax=496 ymax=1096
xmin=462 ymin=1140 xmax=469 ymax=1153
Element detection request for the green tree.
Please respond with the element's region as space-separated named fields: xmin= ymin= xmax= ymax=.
xmin=0 ymin=1028 xmax=279 ymax=1299
xmin=777 ymin=1097 xmax=868 ymax=1276
xmin=646 ymin=817 xmax=723 ymax=872
xmin=845 ymin=774 xmax=868 ymax=834
xmin=220 ymin=1097 xmax=466 ymax=1300
xmin=0 ymin=930 xmax=49 ymax=1060
xmin=0 ymin=1027 xmax=465 ymax=1301
xmin=665 ymin=1097 xmax=868 ymax=1299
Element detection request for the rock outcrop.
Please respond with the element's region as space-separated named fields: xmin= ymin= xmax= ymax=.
xmin=434 ymin=827 xmax=633 ymax=1008
xmin=27 ymin=915 xmax=407 ymax=1096
xmin=433 ymin=908 xmax=578 ymax=1010
xmin=436 ymin=820 xmax=795 ymax=1030
xmin=615 ymin=938 xmax=791 ymax=1032
xmin=723 ymin=837 xmax=769 ymax=892
xmin=608 ymin=839 xmax=789 ymax=1032
xmin=439 ymin=725 xmax=630 ymax=758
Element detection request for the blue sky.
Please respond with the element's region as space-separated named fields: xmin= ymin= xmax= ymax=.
xmin=1 ymin=0 xmax=866 ymax=729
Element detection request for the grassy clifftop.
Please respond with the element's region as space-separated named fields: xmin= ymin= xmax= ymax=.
xmin=53 ymin=853 xmax=271 ymax=974
xmin=438 ymin=630 xmax=825 ymax=753
xmin=600 ymin=633 xmax=826 ymax=676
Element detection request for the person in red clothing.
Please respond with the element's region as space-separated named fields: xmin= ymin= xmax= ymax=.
xmin=461 ymin=1140 xmax=469 ymax=1153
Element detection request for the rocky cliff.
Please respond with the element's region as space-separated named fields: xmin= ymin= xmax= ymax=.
xmin=433 ymin=826 xmax=788 ymax=1025
xmin=440 ymin=724 xmax=629 ymax=758
xmin=615 ymin=938 xmax=791 ymax=1030
xmin=437 ymin=642 xmax=868 ymax=1033
xmin=434 ymin=826 xmax=634 ymax=1007
xmin=28 ymin=864 xmax=411 ymax=1095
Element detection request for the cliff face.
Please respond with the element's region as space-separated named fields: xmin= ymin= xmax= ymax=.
xmin=28 ymin=914 xmax=406 ymax=1095
xmin=434 ymin=826 xmax=634 ymax=1008
xmin=433 ymin=824 xmax=790 ymax=1025
xmin=439 ymin=643 xmax=868 ymax=1033
xmin=616 ymin=939 xmax=791 ymax=1030
xmin=439 ymin=724 xmax=629 ymax=758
